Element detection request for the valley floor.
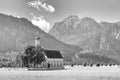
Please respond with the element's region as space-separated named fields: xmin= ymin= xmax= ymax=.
xmin=0 ymin=66 xmax=120 ymax=80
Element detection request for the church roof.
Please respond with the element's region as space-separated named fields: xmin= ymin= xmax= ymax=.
xmin=44 ymin=50 xmax=63 ymax=58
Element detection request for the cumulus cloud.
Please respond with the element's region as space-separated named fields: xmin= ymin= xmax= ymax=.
xmin=31 ymin=15 xmax=51 ymax=33
xmin=28 ymin=0 xmax=55 ymax=13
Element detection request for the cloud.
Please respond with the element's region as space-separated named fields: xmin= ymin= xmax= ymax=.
xmin=31 ymin=15 xmax=51 ymax=33
xmin=28 ymin=0 xmax=55 ymax=13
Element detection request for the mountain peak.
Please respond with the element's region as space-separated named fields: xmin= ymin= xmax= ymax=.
xmin=81 ymin=17 xmax=97 ymax=23
xmin=65 ymin=15 xmax=78 ymax=20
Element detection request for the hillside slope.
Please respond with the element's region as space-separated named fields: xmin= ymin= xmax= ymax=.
xmin=0 ymin=13 xmax=82 ymax=61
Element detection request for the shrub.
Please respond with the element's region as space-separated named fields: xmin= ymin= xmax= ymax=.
xmin=96 ymin=63 xmax=100 ymax=67
xmin=83 ymin=63 xmax=87 ymax=67
xmin=90 ymin=63 xmax=93 ymax=67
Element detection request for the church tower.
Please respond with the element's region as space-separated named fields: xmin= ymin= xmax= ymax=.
xmin=35 ymin=36 xmax=41 ymax=47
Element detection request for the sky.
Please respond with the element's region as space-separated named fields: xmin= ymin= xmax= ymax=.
xmin=0 ymin=0 xmax=120 ymax=32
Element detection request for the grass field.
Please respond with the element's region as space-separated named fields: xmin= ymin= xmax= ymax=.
xmin=0 ymin=65 xmax=120 ymax=80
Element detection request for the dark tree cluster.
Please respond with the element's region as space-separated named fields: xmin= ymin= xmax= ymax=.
xmin=20 ymin=45 xmax=45 ymax=68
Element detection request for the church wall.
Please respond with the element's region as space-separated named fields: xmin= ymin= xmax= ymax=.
xmin=41 ymin=58 xmax=64 ymax=69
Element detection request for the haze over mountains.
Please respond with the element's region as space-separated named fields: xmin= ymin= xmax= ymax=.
xmin=0 ymin=13 xmax=82 ymax=61
xmin=49 ymin=15 xmax=120 ymax=62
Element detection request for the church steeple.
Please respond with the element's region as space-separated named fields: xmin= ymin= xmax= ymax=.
xmin=35 ymin=36 xmax=40 ymax=47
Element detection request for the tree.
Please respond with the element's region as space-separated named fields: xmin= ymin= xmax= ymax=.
xmin=21 ymin=45 xmax=45 ymax=68
xmin=83 ymin=62 xmax=87 ymax=67
xmin=96 ymin=63 xmax=100 ymax=67
xmin=90 ymin=63 xmax=93 ymax=67
xmin=32 ymin=45 xmax=45 ymax=67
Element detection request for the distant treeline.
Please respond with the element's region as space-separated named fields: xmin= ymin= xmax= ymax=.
xmin=72 ymin=53 xmax=120 ymax=66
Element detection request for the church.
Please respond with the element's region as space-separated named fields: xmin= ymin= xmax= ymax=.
xmin=35 ymin=36 xmax=64 ymax=69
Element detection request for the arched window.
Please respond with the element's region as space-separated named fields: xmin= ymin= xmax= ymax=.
xmin=51 ymin=62 xmax=53 ymax=68
xmin=57 ymin=61 xmax=59 ymax=67
xmin=55 ymin=61 xmax=57 ymax=67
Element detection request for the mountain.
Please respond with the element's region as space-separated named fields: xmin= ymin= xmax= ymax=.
xmin=49 ymin=15 xmax=101 ymax=48
xmin=99 ymin=22 xmax=120 ymax=61
xmin=49 ymin=15 xmax=120 ymax=62
xmin=0 ymin=13 xmax=82 ymax=61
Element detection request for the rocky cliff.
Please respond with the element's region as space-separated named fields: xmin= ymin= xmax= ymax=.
xmin=49 ymin=15 xmax=120 ymax=61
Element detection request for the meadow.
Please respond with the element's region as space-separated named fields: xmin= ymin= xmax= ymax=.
xmin=0 ymin=66 xmax=120 ymax=80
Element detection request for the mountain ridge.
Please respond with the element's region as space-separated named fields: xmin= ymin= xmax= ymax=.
xmin=0 ymin=13 xmax=83 ymax=61
xmin=49 ymin=15 xmax=120 ymax=62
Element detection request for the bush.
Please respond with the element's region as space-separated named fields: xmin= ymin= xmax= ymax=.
xmin=71 ymin=64 xmax=74 ymax=67
xmin=109 ymin=63 xmax=112 ymax=66
xmin=83 ymin=63 xmax=87 ymax=67
xmin=96 ymin=63 xmax=100 ymax=67
xmin=90 ymin=63 xmax=93 ymax=67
